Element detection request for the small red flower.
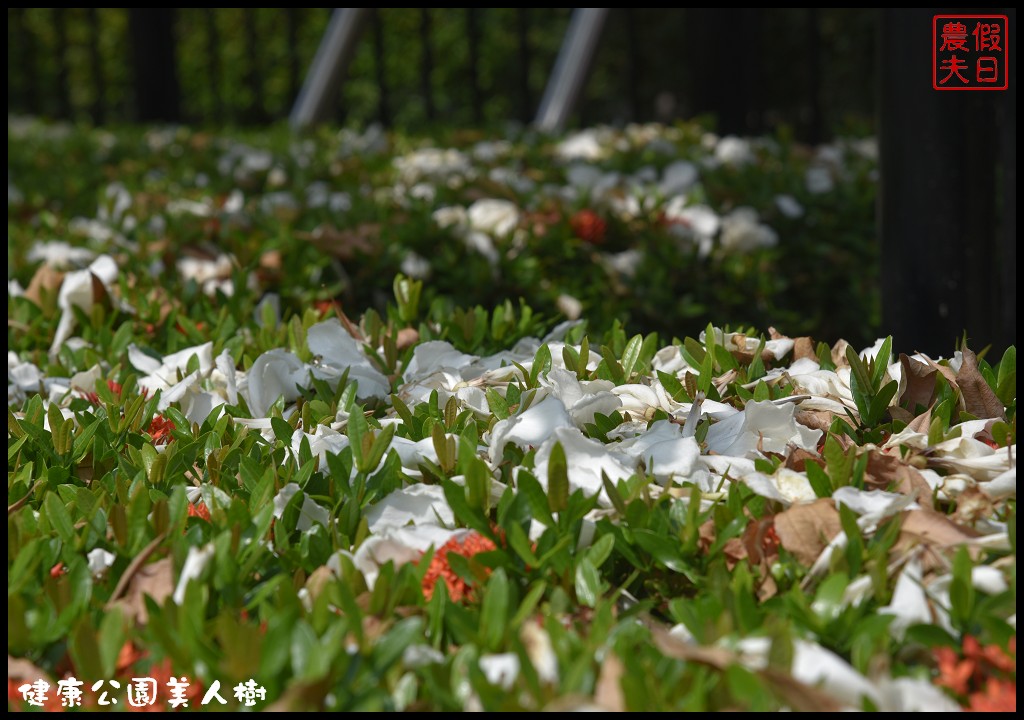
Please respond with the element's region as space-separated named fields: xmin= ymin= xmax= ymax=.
xmin=116 ymin=641 xmax=147 ymax=675
xmin=187 ymin=502 xmax=211 ymax=522
xmin=934 ymin=636 xmax=1016 ymax=710
xmin=570 ymin=209 xmax=607 ymax=245
xmin=935 ymin=645 xmax=974 ymax=696
xmin=147 ymin=414 xmax=176 ymax=445
xmin=83 ymin=379 xmax=124 ymax=406
xmin=967 ymin=678 xmax=1016 ymax=712
xmin=49 ymin=562 xmax=66 ymax=579
xmin=420 ymin=532 xmax=497 ymax=602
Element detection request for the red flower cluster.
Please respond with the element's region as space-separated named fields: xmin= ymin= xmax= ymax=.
xmin=570 ymin=209 xmax=606 ymax=245
xmin=82 ymin=379 xmax=124 ymax=406
xmin=80 ymin=380 xmax=175 ymax=446
xmin=934 ymin=635 xmax=1016 ymax=712
xmin=146 ymin=414 xmax=176 ymax=445
xmin=420 ymin=532 xmax=497 ymax=602
xmin=187 ymin=502 xmax=212 ymax=522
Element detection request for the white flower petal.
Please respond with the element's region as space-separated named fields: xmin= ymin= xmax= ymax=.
xmin=790 ymin=639 xmax=879 ymax=708
xmin=479 ymin=653 xmax=520 ymax=690
xmin=705 ymin=400 xmax=821 ymax=458
xmin=403 ymin=645 xmax=445 ymax=668
xmin=520 ymin=620 xmax=559 ymax=684
xmin=982 ymin=467 xmax=1016 ymax=500
xmin=614 ymin=420 xmax=706 ymax=486
xmin=173 ymin=543 xmax=215 ymax=605
xmin=365 ymin=484 xmax=454 ymax=534
xmin=533 ymin=427 xmax=634 ymax=501
xmin=87 ymin=548 xmax=116 ymax=576
xmin=467 ymin=199 xmax=520 ymax=238
xmin=404 ymin=341 xmax=477 ymax=382
xmin=879 ymin=559 xmax=930 ymax=637
xmin=246 ymin=349 xmax=308 ymax=417
xmin=271 ymin=482 xmax=331 ymax=533
xmin=489 ymin=395 xmax=572 ymax=463
xmin=876 ymin=677 xmax=961 ymax=713
xmin=742 ymin=469 xmax=816 ymax=506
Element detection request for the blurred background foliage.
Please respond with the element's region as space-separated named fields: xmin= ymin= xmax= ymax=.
xmin=7 ymin=8 xmax=877 ymax=139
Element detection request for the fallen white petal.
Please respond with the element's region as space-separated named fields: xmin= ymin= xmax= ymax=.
xmin=479 ymin=653 xmax=520 ymax=690
xmin=365 ymin=484 xmax=455 ymax=534
xmin=173 ymin=543 xmax=215 ymax=605
xmin=246 ymin=348 xmax=309 ymax=417
xmin=876 ymin=677 xmax=961 ymax=713
xmin=489 ymin=395 xmax=572 ymax=463
xmin=533 ymin=426 xmax=634 ymax=501
xmin=271 ymin=482 xmax=330 ymax=532
xmin=705 ymin=400 xmax=821 ymax=458
xmin=879 ymin=558 xmax=930 ymax=637
xmin=86 ymin=548 xmax=116 ymax=576
xmin=982 ymin=467 xmax=1016 ymax=500
xmin=742 ymin=469 xmax=816 ymax=506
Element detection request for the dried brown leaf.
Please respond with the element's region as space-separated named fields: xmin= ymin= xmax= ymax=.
xmin=957 ymin=348 xmax=1006 ymax=420
xmin=760 ymin=668 xmax=844 ymax=712
xmin=795 ymin=409 xmax=842 ymax=434
xmin=793 ymin=336 xmax=816 ymax=362
xmin=396 ymin=327 xmax=420 ymax=351
xmin=922 ymin=358 xmax=960 ymax=395
xmin=698 ymin=518 xmax=717 ymax=553
xmin=8 ymin=655 xmax=55 ymax=686
xmin=784 ymin=447 xmax=822 ymax=472
xmin=898 ymin=353 xmax=937 ymax=413
xmin=594 ymin=651 xmax=626 ymax=712
xmin=894 ymin=508 xmax=981 ymax=572
xmin=24 ymin=264 xmax=65 ymax=309
xmin=304 ymin=565 xmax=336 ymax=606
xmin=898 ymin=508 xmax=980 ymax=546
xmin=774 ymin=499 xmax=842 ymax=566
xmin=649 ymin=623 xmax=735 ymax=670
xmin=301 ymin=223 xmax=379 ymax=260
xmin=109 ymin=556 xmax=174 ymax=625
xmin=649 ymin=623 xmax=841 ymax=711
xmin=950 ymin=487 xmax=996 ymax=528
xmin=906 ymin=406 xmax=933 ymax=434
xmin=722 ymin=537 xmax=748 ymax=567
xmin=865 ymin=450 xmax=934 ymax=509
xmin=830 ymin=339 xmax=851 ymax=369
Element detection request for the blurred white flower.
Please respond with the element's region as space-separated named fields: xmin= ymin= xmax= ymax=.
xmin=719 ymin=207 xmax=778 ymax=252
xmin=27 ymin=240 xmax=96 ymax=269
xmin=467 ymin=199 xmax=520 ymax=238
xmin=806 ymin=164 xmax=834 ymax=194
xmin=714 ymin=136 xmax=753 ymax=166
xmin=659 ymin=160 xmax=699 ymax=196
xmin=50 ymin=254 xmax=121 ymax=357
xmin=774 ymin=194 xmax=804 ymax=218
xmin=394 ymin=147 xmax=471 ymax=185
xmin=555 ymin=129 xmax=608 ymax=161
xmin=556 ymin=294 xmax=583 ymax=321
xmin=87 ymin=548 xmax=116 ymax=577
xmin=173 ymin=543 xmax=215 ymax=605
xmin=401 ymin=251 xmax=432 ymax=280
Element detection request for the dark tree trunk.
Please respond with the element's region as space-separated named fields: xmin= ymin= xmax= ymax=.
xmin=689 ymin=7 xmax=762 ymax=134
xmin=879 ymin=8 xmax=1008 ymax=355
xmin=129 ymin=8 xmax=181 ymax=122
